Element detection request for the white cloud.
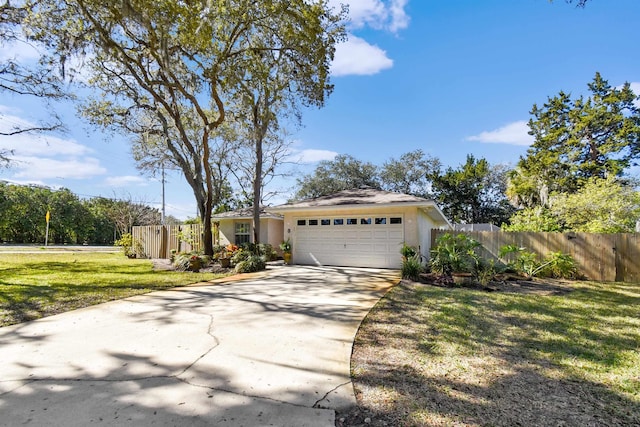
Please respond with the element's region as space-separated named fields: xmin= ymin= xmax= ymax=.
xmin=1 ymin=106 xmax=106 ymax=180
xmin=388 ymin=0 xmax=410 ymax=32
xmin=331 ymin=35 xmax=393 ymax=76
xmin=11 ymin=156 xmax=106 ymax=179
xmin=290 ymin=149 xmax=338 ymax=164
xmin=1 ymin=132 xmax=90 ymax=157
xmin=104 ymin=175 xmax=149 ymax=187
xmin=330 ymin=0 xmax=410 ymax=32
xmin=0 ymin=108 xmax=89 ymax=157
xmin=466 ymin=120 xmax=534 ymax=146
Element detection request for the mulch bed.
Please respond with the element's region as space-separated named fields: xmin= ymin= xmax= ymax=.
xmin=415 ymin=272 xmax=574 ymax=296
xmin=151 ymin=258 xmax=233 ymax=274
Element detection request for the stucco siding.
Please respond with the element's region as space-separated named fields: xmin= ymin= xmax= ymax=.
xmin=264 ymin=218 xmax=284 ymax=249
xmin=217 ymin=218 xmax=283 ymax=247
xmin=417 ymin=210 xmax=436 ymax=260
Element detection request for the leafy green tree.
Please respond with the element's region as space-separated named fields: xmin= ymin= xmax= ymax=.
xmin=502 ymin=206 xmax=562 ymax=232
xmin=0 ymin=183 xmax=48 ymax=242
xmin=379 ymin=150 xmax=441 ymax=198
xmin=294 ymin=154 xmax=380 ymax=200
xmin=549 ymin=176 xmax=640 ymax=233
xmin=505 ymin=177 xmax=640 ymax=233
xmin=430 ymin=155 xmax=515 ymax=225
xmin=47 ymin=188 xmax=92 ymax=244
xmin=83 ymin=197 xmax=119 ymax=244
xmin=508 ymin=73 xmax=640 ymax=208
xmin=22 ymin=0 xmax=344 ymax=255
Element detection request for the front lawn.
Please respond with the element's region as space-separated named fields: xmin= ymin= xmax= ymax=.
xmin=0 ymin=252 xmax=228 ymax=326
xmin=341 ymin=279 xmax=640 ymax=426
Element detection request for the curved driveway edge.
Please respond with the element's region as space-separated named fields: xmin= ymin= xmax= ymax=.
xmin=0 ymin=265 xmax=399 ymax=426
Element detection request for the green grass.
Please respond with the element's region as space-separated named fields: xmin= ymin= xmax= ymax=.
xmin=348 ymin=280 xmax=640 ymax=426
xmin=0 ymin=252 xmax=229 ymax=326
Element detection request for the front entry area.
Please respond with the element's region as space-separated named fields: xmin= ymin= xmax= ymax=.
xmin=292 ymin=214 xmax=404 ymax=268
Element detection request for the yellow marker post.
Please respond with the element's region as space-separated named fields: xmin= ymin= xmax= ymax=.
xmin=45 ymin=210 xmax=50 ymax=246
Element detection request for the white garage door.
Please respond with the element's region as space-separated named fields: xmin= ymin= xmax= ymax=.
xmin=293 ymin=215 xmax=404 ymax=268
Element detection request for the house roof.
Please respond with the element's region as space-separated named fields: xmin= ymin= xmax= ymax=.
xmin=268 ymin=187 xmax=452 ymax=227
xmin=211 ymin=206 xmax=283 ymax=221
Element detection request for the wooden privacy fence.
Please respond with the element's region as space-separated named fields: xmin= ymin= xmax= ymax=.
xmin=132 ymin=224 xmax=205 ymax=259
xmin=431 ymin=230 xmax=640 ymax=283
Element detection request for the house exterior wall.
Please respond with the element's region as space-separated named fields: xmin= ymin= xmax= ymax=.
xmin=217 ymin=218 xmax=283 ymax=248
xmin=417 ymin=210 xmax=436 ymax=260
xmin=264 ymin=218 xmax=284 ymax=249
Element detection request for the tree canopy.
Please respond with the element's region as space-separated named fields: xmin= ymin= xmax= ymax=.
xmin=505 ymin=176 xmax=640 ymax=233
xmin=0 ymin=182 xmax=160 ymax=244
xmin=430 ymin=155 xmax=515 ymax=225
xmin=294 ymin=154 xmax=381 ymax=200
xmin=293 ymin=151 xmax=516 ymax=227
xmin=508 ymin=73 xmax=640 ymax=208
xmin=18 ymin=0 xmax=345 ymax=254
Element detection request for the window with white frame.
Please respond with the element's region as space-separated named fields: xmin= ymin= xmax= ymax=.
xmin=235 ymin=222 xmax=251 ymax=245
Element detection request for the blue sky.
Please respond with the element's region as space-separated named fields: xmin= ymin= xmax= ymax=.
xmin=1 ymin=0 xmax=639 ymax=219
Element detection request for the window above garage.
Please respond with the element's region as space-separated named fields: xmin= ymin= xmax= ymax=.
xmin=295 ymin=216 xmax=402 ymax=226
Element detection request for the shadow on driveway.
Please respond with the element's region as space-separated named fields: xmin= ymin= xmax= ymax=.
xmin=0 ymin=265 xmax=399 ymax=427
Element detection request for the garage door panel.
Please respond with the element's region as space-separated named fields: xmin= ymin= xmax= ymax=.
xmin=357 ymin=231 xmax=373 ymax=239
xmin=374 ymin=244 xmax=390 ymax=253
xmin=294 ymin=216 xmax=403 ymax=268
xmin=389 ymin=230 xmax=403 ymax=239
xmin=344 ymin=231 xmax=358 ymax=239
xmin=352 ymin=243 xmax=373 ymax=252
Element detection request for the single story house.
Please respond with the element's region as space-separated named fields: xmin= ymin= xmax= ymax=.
xmin=268 ymin=187 xmax=452 ymax=269
xmin=211 ymin=207 xmax=284 ymax=249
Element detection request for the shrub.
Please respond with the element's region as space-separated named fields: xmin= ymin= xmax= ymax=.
xmin=235 ymin=253 xmax=266 ymax=273
xmin=258 ymin=243 xmax=278 ymax=261
xmin=239 ymin=242 xmax=278 ymax=261
xmin=498 ymin=244 xmax=578 ymax=279
xmin=173 ymin=252 xmax=209 ymax=272
xmin=114 ymin=233 xmax=144 ymax=258
xmin=400 ymin=242 xmax=417 ymax=259
xmin=401 ymin=255 xmax=423 ymax=281
xmin=539 ymin=251 xmax=578 ymax=279
xmin=212 ymin=245 xmax=227 ymax=260
xmin=430 ymin=233 xmax=480 ymax=275
xmin=474 ymin=258 xmax=498 ymax=287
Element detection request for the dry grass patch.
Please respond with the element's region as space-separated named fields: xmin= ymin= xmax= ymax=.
xmin=339 ymin=279 xmax=640 ymax=426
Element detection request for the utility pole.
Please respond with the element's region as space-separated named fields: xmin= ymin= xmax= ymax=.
xmin=161 ymin=163 xmax=166 ymax=225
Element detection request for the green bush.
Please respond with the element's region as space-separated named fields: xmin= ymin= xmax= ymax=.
xmin=400 ymin=242 xmax=417 ymax=259
xmin=401 ymin=255 xmax=423 ymax=281
xmin=235 ymin=253 xmax=266 ymax=273
xmin=212 ymin=245 xmax=227 ymax=260
xmin=498 ymin=244 xmax=578 ymax=279
xmin=474 ymin=258 xmax=498 ymax=286
xmin=114 ymin=233 xmax=144 ymax=258
xmin=173 ymin=252 xmax=210 ymax=272
xmin=257 ymin=243 xmax=278 ymax=261
xmin=430 ymin=233 xmax=480 ymax=275
xmin=539 ymin=251 xmax=578 ymax=279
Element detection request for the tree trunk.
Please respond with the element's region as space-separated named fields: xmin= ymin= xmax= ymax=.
xmin=201 ymin=130 xmax=215 ymax=256
xmin=253 ymin=128 xmax=263 ymax=250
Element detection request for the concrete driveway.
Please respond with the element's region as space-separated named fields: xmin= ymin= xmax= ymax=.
xmin=0 ymin=265 xmax=399 ymax=426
